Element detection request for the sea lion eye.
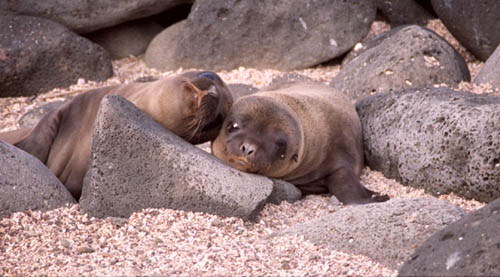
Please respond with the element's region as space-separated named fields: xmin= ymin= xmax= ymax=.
xmin=276 ymin=139 xmax=287 ymax=159
xmin=228 ymin=122 xmax=239 ymax=133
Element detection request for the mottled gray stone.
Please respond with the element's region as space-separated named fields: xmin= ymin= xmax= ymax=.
xmin=332 ymin=25 xmax=470 ymax=101
xmin=356 ymin=87 xmax=500 ymax=202
xmin=377 ymin=0 xmax=433 ymax=26
xmin=474 ymin=43 xmax=500 ymax=89
xmin=0 ymin=14 xmax=112 ymax=97
xmin=399 ymin=198 xmax=500 ymax=276
xmin=275 ymin=198 xmax=465 ymax=269
xmin=80 ymin=95 xmax=273 ymax=220
xmin=0 ymin=0 xmax=193 ymax=34
xmin=145 ymin=0 xmax=376 ymax=71
xmin=431 ymin=0 xmax=500 ymax=60
xmin=0 ymin=140 xmax=75 ymax=219
xmin=86 ymin=19 xmax=164 ymax=60
xmin=268 ymin=179 xmax=302 ymax=205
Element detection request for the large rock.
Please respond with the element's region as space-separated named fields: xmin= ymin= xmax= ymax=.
xmin=399 ymin=198 xmax=500 ymax=276
xmin=80 ymin=95 xmax=273 ymax=220
xmin=356 ymin=87 xmax=500 ymax=202
xmin=331 ymin=25 xmax=470 ymax=100
xmin=0 ymin=14 xmax=112 ymax=97
xmin=473 ymin=43 xmax=500 ymax=89
xmin=0 ymin=0 xmax=193 ymax=34
xmin=0 ymin=140 xmax=75 ymax=219
xmin=377 ymin=0 xmax=433 ymax=26
xmin=275 ymin=198 xmax=465 ymax=269
xmin=145 ymin=0 xmax=376 ymax=71
xmin=86 ymin=19 xmax=164 ymax=60
xmin=431 ymin=0 xmax=500 ymax=60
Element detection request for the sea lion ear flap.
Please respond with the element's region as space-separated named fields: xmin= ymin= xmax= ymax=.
xmin=183 ymin=80 xmax=206 ymax=109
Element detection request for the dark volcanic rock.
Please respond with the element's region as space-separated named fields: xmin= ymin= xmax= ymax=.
xmin=0 ymin=140 xmax=75 ymax=219
xmin=0 ymin=14 xmax=112 ymax=97
xmin=474 ymin=43 xmax=500 ymax=89
xmin=399 ymin=198 xmax=500 ymax=276
xmin=0 ymin=0 xmax=193 ymax=34
xmin=86 ymin=19 xmax=164 ymax=60
xmin=80 ymin=95 xmax=273 ymax=220
xmin=332 ymin=25 xmax=470 ymax=101
xmin=431 ymin=0 xmax=500 ymax=60
xmin=377 ymin=0 xmax=433 ymax=26
xmin=356 ymin=87 xmax=500 ymax=202
xmin=145 ymin=0 xmax=376 ymax=71
xmin=276 ymin=198 xmax=465 ymax=269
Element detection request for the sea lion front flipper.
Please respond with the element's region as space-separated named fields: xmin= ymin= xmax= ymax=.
xmin=326 ymin=167 xmax=389 ymax=205
xmin=15 ymin=108 xmax=63 ymax=164
xmin=0 ymin=128 xmax=33 ymax=145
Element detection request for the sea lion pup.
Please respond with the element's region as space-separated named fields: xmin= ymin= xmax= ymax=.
xmin=212 ymin=82 xmax=388 ymax=205
xmin=1 ymin=71 xmax=233 ymax=200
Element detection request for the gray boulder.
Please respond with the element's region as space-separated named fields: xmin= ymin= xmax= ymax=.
xmin=0 ymin=0 xmax=193 ymax=34
xmin=399 ymin=198 xmax=500 ymax=276
xmin=0 ymin=14 xmax=112 ymax=97
xmin=79 ymin=95 xmax=273 ymax=220
xmin=275 ymin=198 xmax=465 ymax=269
xmin=145 ymin=0 xmax=376 ymax=71
xmin=332 ymin=25 xmax=470 ymax=101
xmin=268 ymin=179 xmax=302 ymax=205
xmin=356 ymin=87 xmax=500 ymax=202
xmin=431 ymin=0 xmax=500 ymax=60
xmin=0 ymin=140 xmax=75 ymax=219
xmin=377 ymin=0 xmax=433 ymax=26
xmin=474 ymin=43 xmax=500 ymax=89
xmin=86 ymin=19 xmax=164 ymax=60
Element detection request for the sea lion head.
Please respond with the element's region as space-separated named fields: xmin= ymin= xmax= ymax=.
xmin=157 ymin=71 xmax=233 ymax=144
xmin=212 ymin=95 xmax=303 ymax=177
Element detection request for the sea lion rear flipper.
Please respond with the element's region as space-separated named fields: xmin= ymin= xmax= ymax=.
xmin=15 ymin=109 xmax=62 ymax=163
xmin=327 ymin=167 xmax=389 ymax=205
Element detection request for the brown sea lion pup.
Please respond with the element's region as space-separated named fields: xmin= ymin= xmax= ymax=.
xmin=0 ymin=71 xmax=233 ymax=200
xmin=212 ymin=82 xmax=389 ymax=205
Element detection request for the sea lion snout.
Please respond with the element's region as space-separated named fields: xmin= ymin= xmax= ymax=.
xmin=240 ymin=142 xmax=257 ymax=157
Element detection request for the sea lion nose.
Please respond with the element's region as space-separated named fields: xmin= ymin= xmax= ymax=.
xmin=240 ymin=142 xmax=256 ymax=157
xmin=198 ymin=71 xmax=216 ymax=81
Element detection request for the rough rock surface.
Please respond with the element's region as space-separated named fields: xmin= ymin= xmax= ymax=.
xmin=474 ymin=43 xmax=500 ymax=89
xmin=145 ymin=0 xmax=376 ymax=71
xmin=86 ymin=19 xmax=164 ymax=60
xmin=356 ymin=87 xmax=500 ymax=202
xmin=376 ymin=0 xmax=433 ymax=26
xmin=267 ymin=179 xmax=302 ymax=205
xmin=0 ymin=14 xmax=112 ymax=97
xmin=399 ymin=198 xmax=500 ymax=276
xmin=79 ymin=95 xmax=273 ymax=220
xmin=431 ymin=0 xmax=500 ymax=60
xmin=331 ymin=25 xmax=470 ymax=100
xmin=0 ymin=0 xmax=193 ymax=34
xmin=275 ymin=198 xmax=465 ymax=269
xmin=0 ymin=140 xmax=75 ymax=219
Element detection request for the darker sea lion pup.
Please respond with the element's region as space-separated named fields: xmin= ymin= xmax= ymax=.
xmin=212 ymin=82 xmax=388 ymax=205
xmin=0 ymin=71 xmax=233 ymax=200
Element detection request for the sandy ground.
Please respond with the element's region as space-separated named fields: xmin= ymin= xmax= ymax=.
xmin=0 ymin=19 xmax=494 ymax=276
